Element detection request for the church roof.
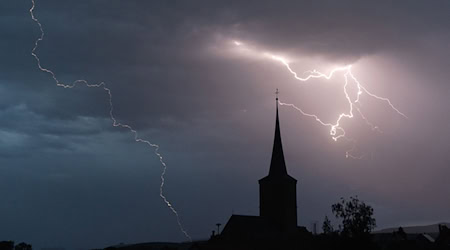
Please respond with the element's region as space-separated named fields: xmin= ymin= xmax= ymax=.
xmin=221 ymin=215 xmax=268 ymax=236
xmin=220 ymin=215 xmax=277 ymax=242
xmin=220 ymin=215 xmax=308 ymax=243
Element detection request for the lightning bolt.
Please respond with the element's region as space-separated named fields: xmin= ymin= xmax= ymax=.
xmin=30 ymin=0 xmax=191 ymax=241
xmin=233 ymin=40 xmax=407 ymax=158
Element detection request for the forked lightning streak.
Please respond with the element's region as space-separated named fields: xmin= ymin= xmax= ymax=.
xmin=29 ymin=0 xmax=191 ymax=241
xmin=234 ymin=41 xmax=407 ymax=158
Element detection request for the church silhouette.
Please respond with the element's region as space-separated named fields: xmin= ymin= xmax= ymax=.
xmin=206 ymin=94 xmax=310 ymax=249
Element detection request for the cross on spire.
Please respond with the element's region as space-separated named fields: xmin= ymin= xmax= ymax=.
xmin=275 ymin=88 xmax=279 ymax=101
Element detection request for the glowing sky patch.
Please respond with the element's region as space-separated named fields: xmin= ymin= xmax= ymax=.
xmin=231 ymin=40 xmax=407 ymax=158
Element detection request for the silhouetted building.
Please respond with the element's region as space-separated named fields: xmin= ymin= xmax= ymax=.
xmin=211 ymin=94 xmax=308 ymax=249
xmin=0 ymin=241 xmax=14 ymax=250
xmin=436 ymin=224 xmax=450 ymax=248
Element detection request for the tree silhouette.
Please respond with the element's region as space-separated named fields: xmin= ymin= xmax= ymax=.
xmin=322 ymin=215 xmax=335 ymax=235
xmin=331 ymin=196 xmax=376 ymax=238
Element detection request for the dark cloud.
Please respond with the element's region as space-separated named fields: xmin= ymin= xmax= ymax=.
xmin=1 ymin=1 xmax=450 ymax=249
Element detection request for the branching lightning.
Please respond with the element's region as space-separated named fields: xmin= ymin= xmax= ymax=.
xmin=30 ymin=0 xmax=191 ymax=241
xmin=233 ymin=40 xmax=407 ymax=158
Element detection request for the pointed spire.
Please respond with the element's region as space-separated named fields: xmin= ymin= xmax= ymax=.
xmin=269 ymin=89 xmax=288 ymax=176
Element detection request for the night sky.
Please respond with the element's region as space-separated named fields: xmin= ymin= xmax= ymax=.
xmin=1 ymin=1 xmax=450 ymax=249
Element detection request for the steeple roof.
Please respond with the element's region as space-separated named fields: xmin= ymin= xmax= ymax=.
xmin=269 ymin=96 xmax=288 ymax=176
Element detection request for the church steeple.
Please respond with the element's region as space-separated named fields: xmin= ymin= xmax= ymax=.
xmin=269 ymin=90 xmax=288 ymax=176
xmin=259 ymin=89 xmax=298 ymax=231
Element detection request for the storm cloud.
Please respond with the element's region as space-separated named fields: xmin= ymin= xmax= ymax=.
xmin=1 ymin=1 xmax=450 ymax=249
